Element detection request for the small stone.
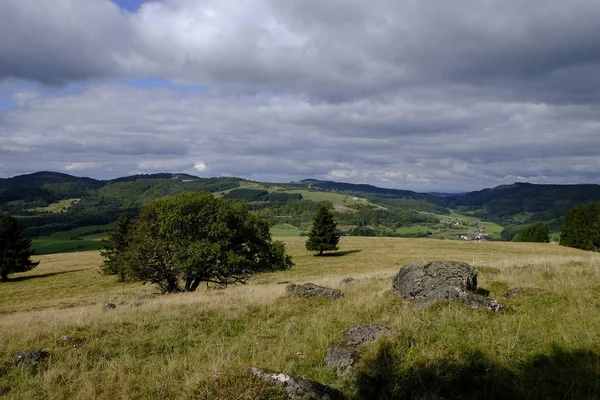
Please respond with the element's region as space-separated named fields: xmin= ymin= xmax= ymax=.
xmin=134 ymin=293 xmax=158 ymax=301
xmin=247 ymin=366 xmax=346 ymax=399
xmin=286 ymin=283 xmax=343 ymax=300
xmin=339 ymin=278 xmax=357 ymax=285
xmin=13 ymin=349 xmax=49 ymax=372
xmin=343 ymin=324 xmax=394 ymax=346
xmin=103 ymin=302 xmax=117 ymax=310
xmin=502 ymin=287 xmax=542 ymax=298
xmin=459 ymin=293 xmax=503 ymax=312
xmin=57 ymin=336 xmax=85 ymax=348
xmin=324 ymin=344 xmax=358 ymax=375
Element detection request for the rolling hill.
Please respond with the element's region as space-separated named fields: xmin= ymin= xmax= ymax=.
xmin=2 ymin=172 xmax=600 ymax=253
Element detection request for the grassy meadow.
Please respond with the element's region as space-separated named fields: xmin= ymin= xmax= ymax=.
xmin=1 ymin=237 xmax=599 ymax=399
xmin=31 ymin=224 xmax=113 ymax=255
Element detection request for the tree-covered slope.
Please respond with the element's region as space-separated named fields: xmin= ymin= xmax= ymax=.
xmin=4 ymin=171 xmax=600 ymax=249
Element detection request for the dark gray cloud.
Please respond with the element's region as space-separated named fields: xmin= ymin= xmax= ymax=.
xmin=1 ymin=0 xmax=600 ymax=190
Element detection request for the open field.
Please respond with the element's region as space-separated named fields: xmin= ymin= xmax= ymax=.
xmin=270 ymin=223 xmax=303 ymax=237
xmin=1 ymin=238 xmax=600 ymax=399
xmin=30 ymin=199 xmax=80 ymax=213
xmin=31 ymin=225 xmax=113 ymax=255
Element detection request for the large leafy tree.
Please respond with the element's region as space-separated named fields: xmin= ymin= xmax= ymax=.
xmin=100 ymin=213 xmax=134 ymax=281
xmin=514 ymin=222 xmax=550 ymax=243
xmin=110 ymin=192 xmax=293 ymax=293
xmin=306 ymin=205 xmax=340 ymax=256
xmin=0 ymin=214 xmax=39 ymax=281
xmin=560 ymin=202 xmax=600 ymax=251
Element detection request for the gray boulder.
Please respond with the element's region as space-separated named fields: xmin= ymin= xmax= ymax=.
xmin=392 ymin=261 xmax=502 ymax=311
xmin=392 ymin=261 xmax=477 ymax=301
xmin=343 ymin=324 xmax=394 ymax=346
xmin=286 ymin=283 xmax=343 ymax=300
xmin=247 ymin=366 xmax=345 ymax=400
xmin=324 ymin=344 xmax=358 ymax=375
xmin=13 ymin=349 xmax=49 ymax=372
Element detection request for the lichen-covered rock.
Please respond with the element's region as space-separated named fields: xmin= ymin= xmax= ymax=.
xmin=13 ymin=349 xmax=49 ymax=372
xmin=286 ymin=283 xmax=344 ymax=300
xmin=392 ymin=261 xmax=478 ymax=301
xmin=502 ymin=287 xmax=542 ymax=298
xmin=392 ymin=261 xmax=502 ymax=311
xmin=324 ymin=344 xmax=358 ymax=375
xmin=247 ymin=366 xmax=345 ymax=400
xmin=343 ymin=324 xmax=394 ymax=346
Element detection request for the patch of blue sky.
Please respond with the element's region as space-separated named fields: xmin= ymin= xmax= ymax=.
xmin=111 ymin=0 xmax=154 ymax=12
xmin=0 ymin=91 xmax=17 ymax=111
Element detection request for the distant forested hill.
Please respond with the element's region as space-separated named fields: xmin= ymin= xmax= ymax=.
xmin=3 ymin=172 xmax=600 ymax=251
xmin=440 ymin=182 xmax=600 ymax=234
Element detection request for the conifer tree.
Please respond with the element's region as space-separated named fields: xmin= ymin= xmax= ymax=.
xmin=0 ymin=214 xmax=39 ymax=281
xmin=306 ymin=205 xmax=340 ymax=256
xmin=101 ymin=213 xmax=134 ymax=281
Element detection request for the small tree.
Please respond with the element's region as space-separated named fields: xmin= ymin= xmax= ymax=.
xmin=306 ymin=205 xmax=340 ymax=256
xmin=113 ymin=192 xmax=293 ymax=293
xmin=515 ymin=222 xmax=550 ymax=243
xmin=101 ymin=213 xmax=134 ymax=281
xmin=0 ymin=214 xmax=39 ymax=281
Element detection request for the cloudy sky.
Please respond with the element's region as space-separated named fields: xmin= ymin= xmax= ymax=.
xmin=1 ymin=0 xmax=600 ymax=191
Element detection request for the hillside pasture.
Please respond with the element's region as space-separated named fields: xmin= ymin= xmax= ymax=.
xmin=30 ymin=198 xmax=80 ymax=213
xmin=1 ymin=238 xmax=599 ymax=399
xmin=31 ymin=224 xmax=113 ymax=255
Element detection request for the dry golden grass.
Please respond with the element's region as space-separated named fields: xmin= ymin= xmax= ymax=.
xmin=1 ymin=237 xmax=599 ymax=399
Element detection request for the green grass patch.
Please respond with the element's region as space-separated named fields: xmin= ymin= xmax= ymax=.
xmin=0 ymin=238 xmax=599 ymax=398
xmin=31 ymin=224 xmax=113 ymax=255
xmin=270 ymin=223 xmax=302 ymax=237
xmin=30 ymin=198 xmax=80 ymax=213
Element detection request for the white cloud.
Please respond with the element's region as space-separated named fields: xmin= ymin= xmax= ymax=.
xmin=193 ymin=161 xmax=208 ymax=172
xmin=63 ymin=162 xmax=105 ymax=171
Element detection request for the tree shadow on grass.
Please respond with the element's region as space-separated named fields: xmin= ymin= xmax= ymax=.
xmin=320 ymin=250 xmax=362 ymax=257
xmin=4 ymin=269 xmax=89 ymax=283
xmin=353 ymin=341 xmax=600 ymax=400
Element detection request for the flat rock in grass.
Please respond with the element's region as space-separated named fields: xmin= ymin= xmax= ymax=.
xmin=459 ymin=293 xmax=503 ymax=312
xmin=285 ymin=283 xmax=343 ymax=300
xmin=392 ymin=261 xmax=502 ymax=311
xmin=247 ymin=366 xmax=345 ymax=400
xmin=502 ymin=287 xmax=543 ymax=298
xmin=339 ymin=277 xmax=357 ymax=286
xmin=343 ymin=324 xmax=394 ymax=346
xmin=324 ymin=344 xmax=358 ymax=375
xmin=13 ymin=349 xmax=49 ymax=372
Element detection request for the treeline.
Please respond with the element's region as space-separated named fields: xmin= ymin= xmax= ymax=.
xmin=514 ymin=222 xmax=549 ymax=243
xmin=223 ymin=188 xmax=302 ymax=203
xmin=335 ymin=205 xmax=437 ymax=228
